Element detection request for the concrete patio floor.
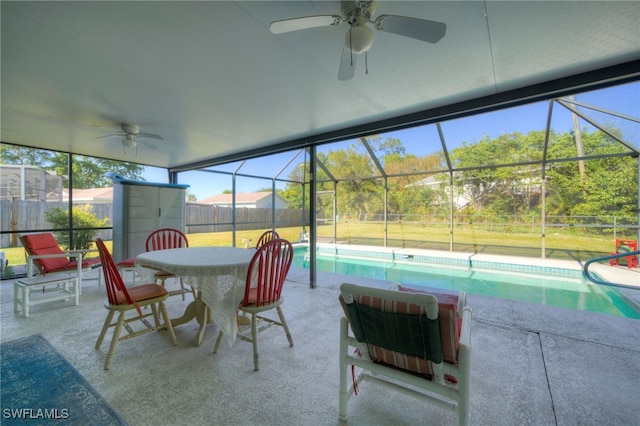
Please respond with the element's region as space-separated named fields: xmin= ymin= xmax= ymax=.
xmin=1 ymin=263 xmax=639 ymax=425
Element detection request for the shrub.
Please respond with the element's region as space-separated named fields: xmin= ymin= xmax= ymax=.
xmin=44 ymin=204 xmax=108 ymax=250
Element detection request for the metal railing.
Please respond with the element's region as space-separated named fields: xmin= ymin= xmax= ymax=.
xmin=583 ymin=251 xmax=640 ymax=290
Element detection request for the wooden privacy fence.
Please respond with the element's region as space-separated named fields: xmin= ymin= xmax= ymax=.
xmin=0 ymin=200 xmax=113 ymax=247
xmin=185 ymin=203 xmax=310 ymax=233
xmin=0 ymin=200 xmax=309 ymax=247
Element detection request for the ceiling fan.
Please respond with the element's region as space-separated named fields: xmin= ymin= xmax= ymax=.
xmin=269 ymin=0 xmax=446 ymax=80
xmin=96 ymin=123 xmax=163 ymax=154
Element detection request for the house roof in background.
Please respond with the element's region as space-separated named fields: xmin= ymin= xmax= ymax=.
xmin=61 ymin=188 xmax=114 ymax=202
xmin=201 ymin=191 xmax=285 ymax=205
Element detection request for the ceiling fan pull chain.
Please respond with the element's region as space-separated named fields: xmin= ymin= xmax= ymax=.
xmin=365 ymin=52 xmax=369 ymax=75
xmin=349 ymin=27 xmax=354 ymax=66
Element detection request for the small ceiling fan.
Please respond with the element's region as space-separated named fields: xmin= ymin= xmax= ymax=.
xmin=269 ymin=0 xmax=446 ymax=80
xmin=96 ymin=123 xmax=163 ymax=154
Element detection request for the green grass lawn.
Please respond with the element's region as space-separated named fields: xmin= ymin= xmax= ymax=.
xmin=1 ymin=224 xmax=631 ymax=273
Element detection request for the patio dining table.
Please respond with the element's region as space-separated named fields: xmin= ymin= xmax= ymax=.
xmin=135 ymin=246 xmax=255 ymax=347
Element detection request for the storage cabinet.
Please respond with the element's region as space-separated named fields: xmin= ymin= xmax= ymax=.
xmin=111 ymin=175 xmax=188 ymax=262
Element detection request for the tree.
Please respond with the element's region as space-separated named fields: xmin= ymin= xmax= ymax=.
xmin=448 ymin=132 xmax=545 ymax=215
xmin=383 ymin=153 xmax=443 ymax=215
xmin=1 ymin=145 xmax=145 ymax=188
xmin=282 ymin=166 xmax=306 ymax=210
xmin=319 ymin=145 xmax=380 ymax=220
xmin=546 ymin=129 xmax=638 ymax=228
xmin=278 ymin=128 xmax=637 ymax=228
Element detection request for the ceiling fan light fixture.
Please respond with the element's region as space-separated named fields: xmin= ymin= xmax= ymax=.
xmin=123 ymin=134 xmax=137 ymax=149
xmin=346 ymin=25 xmax=373 ymax=54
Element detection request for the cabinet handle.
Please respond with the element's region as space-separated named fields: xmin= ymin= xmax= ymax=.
xmin=158 ymin=208 xmax=161 ymax=217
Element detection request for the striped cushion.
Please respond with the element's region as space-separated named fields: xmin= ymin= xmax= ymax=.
xmin=341 ymin=287 xmax=460 ymax=381
xmin=399 ymin=287 xmax=461 ymax=364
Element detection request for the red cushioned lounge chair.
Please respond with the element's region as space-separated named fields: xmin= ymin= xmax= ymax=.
xmin=20 ymin=232 xmax=102 ymax=292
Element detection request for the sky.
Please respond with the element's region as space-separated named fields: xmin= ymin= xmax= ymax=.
xmin=144 ymin=81 xmax=639 ymax=201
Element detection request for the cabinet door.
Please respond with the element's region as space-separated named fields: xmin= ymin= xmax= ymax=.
xmin=128 ymin=186 xmax=161 ymax=232
xmin=157 ymin=187 xmax=185 ymax=229
xmin=126 ymin=186 xmax=185 ymax=256
xmin=112 ymin=183 xmax=186 ymax=261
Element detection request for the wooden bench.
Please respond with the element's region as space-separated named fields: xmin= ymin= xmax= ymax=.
xmin=14 ymin=274 xmax=79 ymax=318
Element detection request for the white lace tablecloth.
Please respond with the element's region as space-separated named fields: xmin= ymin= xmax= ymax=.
xmin=135 ymin=247 xmax=254 ymax=346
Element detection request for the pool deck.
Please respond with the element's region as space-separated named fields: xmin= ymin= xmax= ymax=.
xmin=1 ymin=254 xmax=639 ymax=425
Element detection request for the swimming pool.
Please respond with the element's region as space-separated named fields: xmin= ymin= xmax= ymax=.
xmin=293 ymin=245 xmax=640 ymax=319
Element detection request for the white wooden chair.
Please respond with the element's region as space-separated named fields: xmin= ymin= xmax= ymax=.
xmin=213 ymin=238 xmax=294 ymax=371
xmin=94 ymin=238 xmax=177 ymax=370
xmin=338 ymin=282 xmax=472 ymax=425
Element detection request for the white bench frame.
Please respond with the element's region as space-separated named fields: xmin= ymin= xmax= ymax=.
xmin=25 ymin=250 xmax=103 ymax=294
xmin=14 ymin=274 xmax=79 ymax=318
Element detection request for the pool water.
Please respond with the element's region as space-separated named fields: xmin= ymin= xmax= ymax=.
xmin=293 ymin=248 xmax=640 ymax=319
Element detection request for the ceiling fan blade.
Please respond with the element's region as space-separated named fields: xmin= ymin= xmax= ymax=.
xmin=374 ymin=15 xmax=446 ymax=44
xmin=338 ymin=44 xmax=357 ymax=81
xmin=270 ymin=15 xmax=343 ymax=34
xmin=138 ymin=132 xmax=164 ymax=140
xmin=94 ymin=133 xmax=122 ymax=140
xmin=140 ymin=140 xmax=159 ymax=150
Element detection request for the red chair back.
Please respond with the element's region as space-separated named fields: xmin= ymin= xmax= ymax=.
xmin=20 ymin=233 xmax=69 ymax=274
xmin=255 ymin=230 xmax=280 ymax=249
xmin=616 ymin=239 xmax=638 ymax=252
xmin=95 ymin=238 xmax=135 ymax=309
xmin=243 ymin=239 xmax=293 ymax=307
xmin=146 ymin=228 xmax=188 ymax=252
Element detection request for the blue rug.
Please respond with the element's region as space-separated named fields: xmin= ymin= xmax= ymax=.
xmin=1 ymin=334 xmax=127 ymax=425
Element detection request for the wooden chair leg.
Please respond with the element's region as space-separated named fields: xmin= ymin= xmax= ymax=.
xmin=251 ymin=313 xmax=259 ymax=371
xmin=178 ymin=278 xmax=186 ymax=301
xmin=95 ymin=310 xmax=115 ymax=349
xmin=180 ymin=277 xmax=196 ymax=300
xmin=213 ymin=330 xmax=225 ymax=354
xmin=105 ymin=312 xmax=125 ymax=370
xmin=187 ymin=279 xmax=197 ymax=299
xmin=277 ymin=306 xmax=294 ymax=347
xmin=159 ymin=301 xmax=177 ymax=346
xmin=150 ymin=303 xmax=160 ymax=327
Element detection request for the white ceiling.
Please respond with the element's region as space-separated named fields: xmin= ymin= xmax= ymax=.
xmin=2 ymin=1 xmax=639 ymax=170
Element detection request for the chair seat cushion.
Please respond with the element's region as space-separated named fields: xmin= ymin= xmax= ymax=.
xmin=115 ymin=284 xmax=168 ymax=305
xmin=80 ymin=257 xmax=102 ymax=269
xmin=116 ymin=257 xmax=136 ymax=268
xmin=43 ymin=256 xmax=101 ymax=274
